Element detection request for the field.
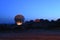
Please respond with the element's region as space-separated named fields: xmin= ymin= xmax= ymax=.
xmin=0 ymin=29 xmax=60 ymax=40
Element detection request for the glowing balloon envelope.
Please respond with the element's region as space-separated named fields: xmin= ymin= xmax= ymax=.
xmin=14 ymin=14 xmax=25 ymax=25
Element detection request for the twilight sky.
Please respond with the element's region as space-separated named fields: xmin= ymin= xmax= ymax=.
xmin=0 ymin=0 xmax=60 ymax=24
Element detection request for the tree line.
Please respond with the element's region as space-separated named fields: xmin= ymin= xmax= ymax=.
xmin=0 ymin=18 xmax=60 ymax=32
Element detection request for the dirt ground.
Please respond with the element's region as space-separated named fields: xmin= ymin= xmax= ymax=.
xmin=0 ymin=34 xmax=60 ymax=40
xmin=0 ymin=30 xmax=60 ymax=40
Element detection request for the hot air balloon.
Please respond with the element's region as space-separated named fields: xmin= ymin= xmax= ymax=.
xmin=14 ymin=14 xmax=25 ymax=26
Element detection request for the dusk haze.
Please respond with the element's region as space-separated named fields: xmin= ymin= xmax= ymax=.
xmin=1 ymin=0 xmax=60 ymax=40
xmin=0 ymin=0 xmax=60 ymax=24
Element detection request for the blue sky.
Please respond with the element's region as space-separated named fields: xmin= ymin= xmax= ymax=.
xmin=0 ymin=0 xmax=60 ymax=24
